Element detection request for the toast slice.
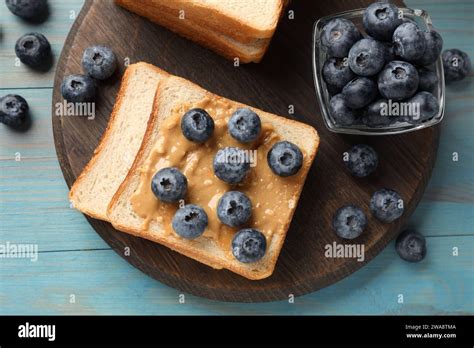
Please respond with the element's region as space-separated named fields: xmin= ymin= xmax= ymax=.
xmin=69 ymin=63 xmax=168 ymax=220
xmin=107 ymin=75 xmax=319 ymax=279
xmin=153 ymin=0 xmax=286 ymax=40
xmin=141 ymin=0 xmax=285 ymax=44
xmin=115 ymin=0 xmax=271 ymax=63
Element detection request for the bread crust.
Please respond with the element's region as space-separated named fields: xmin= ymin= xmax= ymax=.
xmin=115 ymin=0 xmax=271 ymax=63
xmin=107 ymin=75 xmax=319 ymax=280
xmin=68 ymin=63 xmax=168 ymax=220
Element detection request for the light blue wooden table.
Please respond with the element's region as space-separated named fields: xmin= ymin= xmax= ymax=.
xmin=0 ymin=0 xmax=473 ymax=315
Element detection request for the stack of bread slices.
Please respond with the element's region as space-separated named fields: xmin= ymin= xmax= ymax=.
xmin=115 ymin=0 xmax=288 ymax=63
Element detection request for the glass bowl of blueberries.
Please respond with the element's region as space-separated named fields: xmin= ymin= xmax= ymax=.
xmin=313 ymin=2 xmax=445 ymax=135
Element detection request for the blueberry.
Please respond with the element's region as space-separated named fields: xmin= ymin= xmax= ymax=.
xmin=6 ymin=0 xmax=47 ymax=20
xmin=15 ymin=33 xmax=51 ymax=67
xmin=329 ymin=94 xmax=359 ymax=126
xmin=172 ymin=204 xmax=208 ymax=239
xmin=442 ymin=49 xmax=472 ymax=83
xmin=348 ymin=39 xmax=386 ymax=76
xmin=181 ymin=108 xmax=214 ymax=143
xmin=392 ymin=22 xmax=426 ymax=62
xmin=82 ymin=45 xmax=117 ymax=80
xmin=321 ymin=18 xmax=362 ymax=58
xmin=332 ymin=204 xmax=367 ymax=240
xmin=322 ymin=57 xmax=355 ymax=92
xmin=362 ymin=99 xmax=396 ymax=127
xmin=60 ymin=74 xmax=96 ymax=102
xmin=228 ymin=108 xmax=261 ymax=143
xmin=217 ymin=191 xmax=252 ymax=227
xmin=370 ymin=189 xmax=404 ymax=223
xmin=417 ymin=67 xmax=438 ymax=93
xmin=415 ymin=30 xmax=443 ymax=66
xmin=342 ymin=77 xmax=377 ymax=109
xmin=213 ymin=147 xmax=250 ymax=184
xmin=378 ymin=61 xmax=419 ymax=101
xmin=363 ymin=2 xmax=403 ymax=41
xmin=231 ymin=228 xmax=266 ymax=263
xmin=267 ymin=141 xmax=303 ymax=177
xmin=151 ymin=167 xmax=187 ymax=203
xmin=395 ymin=229 xmax=426 ymax=262
xmin=0 ymin=94 xmax=29 ymax=128
xmin=406 ymin=91 xmax=439 ymax=124
xmin=344 ymin=144 xmax=378 ymax=178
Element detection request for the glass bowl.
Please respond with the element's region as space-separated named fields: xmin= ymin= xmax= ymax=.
xmin=312 ymin=7 xmax=445 ymax=135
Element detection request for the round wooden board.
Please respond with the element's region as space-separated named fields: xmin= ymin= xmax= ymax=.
xmin=52 ymin=0 xmax=440 ymax=302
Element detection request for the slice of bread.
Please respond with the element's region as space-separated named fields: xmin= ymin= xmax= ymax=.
xmin=69 ymin=63 xmax=168 ymax=220
xmin=107 ymin=75 xmax=319 ymax=280
xmin=115 ymin=0 xmax=271 ymax=63
xmin=153 ymin=0 xmax=286 ymax=39
xmin=142 ymin=0 xmax=282 ymax=44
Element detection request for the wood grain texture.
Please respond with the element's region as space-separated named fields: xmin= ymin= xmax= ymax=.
xmin=1 ymin=236 xmax=472 ymax=314
xmin=0 ymin=0 xmax=472 ymax=313
xmin=50 ymin=0 xmax=441 ymax=302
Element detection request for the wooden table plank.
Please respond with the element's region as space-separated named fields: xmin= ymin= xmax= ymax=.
xmin=0 ymin=236 xmax=471 ymax=315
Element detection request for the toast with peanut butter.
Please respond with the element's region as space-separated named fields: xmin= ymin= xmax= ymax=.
xmin=69 ymin=63 xmax=168 ymax=220
xmin=107 ymin=75 xmax=319 ymax=280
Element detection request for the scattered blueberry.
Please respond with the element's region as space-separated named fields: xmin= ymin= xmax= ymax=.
xmin=82 ymin=45 xmax=117 ymax=80
xmin=267 ymin=141 xmax=303 ymax=177
xmin=363 ymin=2 xmax=403 ymax=41
xmin=181 ymin=108 xmax=214 ymax=143
xmin=392 ymin=22 xmax=426 ymax=62
xmin=172 ymin=204 xmax=208 ymax=239
xmin=322 ymin=57 xmax=355 ymax=92
xmin=329 ymin=94 xmax=359 ymax=126
xmin=60 ymin=74 xmax=96 ymax=102
xmin=344 ymin=144 xmax=378 ymax=178
xmin=332 ymin=204 xmax=367 ymax=240
xmin=0 ymin=94 xmax=29 ymax=128
xmin=217 ymin=191 xmax=252 ymax=227
xmin=370 ymin=189 xmax=404 ymax=223
xmin=378 ymin=61 xmax=419 ymax=101
xmin=15 ymin=32 xmax=51 ymax=67
xmin=416 ymin=30 xmax=443 ymax=66
xmin=213 ymin=147 xmax=250 ymax=184
xmin=442 ymin=49 xmax=472 ymax=83
xmin=342 ymin=77 xmax=377 ymax=109
xmin=417 ymin=67 xmax=438 ymax=93
xmin=395 ymin=229 xmax=427 ymax=262
xmin=151 ymin=167 xmax=187 ymax=203
xmin=6 ymin=0 xmax=47 ymax=20
xmin=61 ymin=75 xmax=96 ymax=103
xmin=348 ymin=38 xmax=386 ymax=76
xmin=231 ymin=228 xmax=266 ymax=263
xmin=362 ymin=99 xmax=396 ymax=127
xmin=321 ymin=18 xmax=362 ymax=58
xmin=228 ymin=108 xmax=261 ymax=143
xmin=406 ymin=91 xmax=439 ymax=124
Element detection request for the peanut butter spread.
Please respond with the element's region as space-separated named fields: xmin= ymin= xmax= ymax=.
xmin=130 ymin=97 xmax=307 ymax=254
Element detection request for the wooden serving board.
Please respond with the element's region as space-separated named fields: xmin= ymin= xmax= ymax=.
xmin=52 ymin=0 xmax=439 ymax=302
